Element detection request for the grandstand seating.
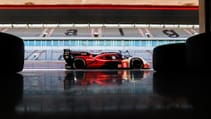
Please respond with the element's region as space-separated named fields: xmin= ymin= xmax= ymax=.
xmin=102 ymin=28 xmax=122 ymax=37
xmin=122 ymin=28 xmax=142 ymax=37
xmin=0 ymin=24 xmax=199 ymax=66
xmin=0 ymin=24 xmax=199 ymax=38
xmin=5 ymin=28 xmax=43 ymax=37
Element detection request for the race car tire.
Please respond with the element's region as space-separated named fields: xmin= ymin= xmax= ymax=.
xmin=153 ymin=43 xmax=186 ymax=72
xmin=130 ymin=58 xmax=144 ymax=69
xmin=73 ymin=58 xmax=86 ymax=69
xmin=75 ymin=71 xmax=85 ymax=80
xmin=186 ymin=32 xmax=210 ymax=72
xmin=0 ymin=32 xmax=24 ymax=73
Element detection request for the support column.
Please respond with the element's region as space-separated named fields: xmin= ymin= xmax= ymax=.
xmin=199 ymin=0 xmax=210 ymax=33
xmin=199 ymin=0 xmax=205 ymax=33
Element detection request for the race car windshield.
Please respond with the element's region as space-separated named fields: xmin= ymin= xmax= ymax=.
xmin=104 ymin=55 xmax=118 ymax=60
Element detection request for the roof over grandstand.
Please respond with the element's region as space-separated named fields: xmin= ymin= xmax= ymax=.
xmin=0 ymin=0 xmax=199 ymax=24
xmin=0 ymin=0 xmax=198 ymax=6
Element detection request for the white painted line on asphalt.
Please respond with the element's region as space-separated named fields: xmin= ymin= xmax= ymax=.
xmin=22 ymin=68 xmax=154 ymax=72
xmin=22 ymin=69 xmax=66 ymax=72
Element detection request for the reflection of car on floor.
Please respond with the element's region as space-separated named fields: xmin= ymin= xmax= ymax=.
xmin=64 ymin=71 xmax=122 ymax=88
xmin=64 ymin=70 xmax=149 ymax=89
xmin=63 ymin=49 xmax=150 ymax=69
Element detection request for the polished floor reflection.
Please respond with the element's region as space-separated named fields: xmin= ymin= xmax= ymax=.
xmin=1 ymin=70 xmax=211 ymax=119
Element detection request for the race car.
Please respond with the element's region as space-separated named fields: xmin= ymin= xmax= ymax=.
xmin=64 ymin=71 xmax=123 ymax=87
xmin=63 ymin=49 xmax=122 ymax=69
xmin=63 ymin=49 xmax=150 ymax=69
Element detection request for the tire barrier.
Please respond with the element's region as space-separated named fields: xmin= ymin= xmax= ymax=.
xmin=153 ymin=43 xmax=186 ymax=72
xmin=0 ymin=32 xmax=24 ymax=73
xmin=186 ymin=32 xmax=211 ymax=72
xmin=153 ymin=32 xmax=211 ymax=73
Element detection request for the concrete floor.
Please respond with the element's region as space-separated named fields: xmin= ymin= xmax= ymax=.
xmin=1 ymin=69 xmax=211 ymax=119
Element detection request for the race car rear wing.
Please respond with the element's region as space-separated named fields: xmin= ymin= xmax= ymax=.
xmin=63 ymin=49 xmax=91 ymax=61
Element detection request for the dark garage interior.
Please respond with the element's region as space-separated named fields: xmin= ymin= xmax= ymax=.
xmin=1 ymin=0 xmax=211 ymax=119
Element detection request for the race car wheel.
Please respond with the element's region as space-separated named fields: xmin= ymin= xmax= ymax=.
xmin=130 ymin=58 xmax=143 ymax=69
xmin=73 ymin=58 xmax=86 ymax=69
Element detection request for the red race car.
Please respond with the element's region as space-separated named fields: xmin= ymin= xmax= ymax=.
xmin=63 ymin=49 xmax=150 ymax=69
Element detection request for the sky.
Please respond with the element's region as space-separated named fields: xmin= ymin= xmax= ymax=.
xmin=0 ymin=0 xmax=198 ymax=6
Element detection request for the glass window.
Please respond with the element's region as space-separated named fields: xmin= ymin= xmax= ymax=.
xmin=123 ymin=40 xmax=130 ymax=46
xmin=28 ymin=41 xmax=34 ymax=46
xmin=152 ymin=41 xmax=158 ymax=47
xmin=113 ymin=40 xmax=122 ymax=46
xmin=35 ymin=41 xmax=41 ymax=46
xmin=141 ymin=40 xmax=147 ymax=47
xmin=134 ymin=40 xmax=140 ymax=46
xmin=92 ymin=40 xmax=98 ymax=46
xmin=105 ymin=40 xmax=112 ymax=46
xmin=88 ymin=40 xmax=94 ymax=46
xmin=46 ymin=40 xmax=52 ymax=46
xmin=24 ymin=41 xmax=28 ymax=46
xmin=41 ymin=40 xmax=47 ymax=46
xmin=70 ymin=40 xmax=77 ymax=46
xmin=79 ymin=40 xmax=88 ymax=46
xmin=58 ymin=40 xmax=63 ymax=46
xmin=64 ymin=40 xmax=70 ymax=46
xmin=53 ymin=40 xmax=59 ymax=46
xmin=147 ymin=40 xmax=152 ymax=47
xmin=98 ymin=40 xmax=104 ymax=46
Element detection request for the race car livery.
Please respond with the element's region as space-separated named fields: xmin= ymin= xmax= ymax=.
xmin=63 ymin=49 xmax=150 ymax=69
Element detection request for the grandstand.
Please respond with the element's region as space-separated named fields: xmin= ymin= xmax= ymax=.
xmin=0 ymin=23 xmax=198 ymax=68
xmin=0 ymin=3 xmax=199 ymax=67
xmin=1 ymin=24 xmax=198 ymax=36
xmin=1 ymin=23 xmax=198 ymax=67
